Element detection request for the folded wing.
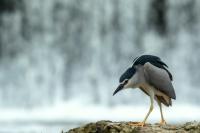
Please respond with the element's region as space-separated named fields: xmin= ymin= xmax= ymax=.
xmin=144 ymin=62 xmax=176 ymax=99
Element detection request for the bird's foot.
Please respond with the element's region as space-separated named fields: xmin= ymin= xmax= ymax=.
xmin=128 ymin=122 xmax=145 ymax=127
xmin=159 ymin=120 xmax=167 ymax=125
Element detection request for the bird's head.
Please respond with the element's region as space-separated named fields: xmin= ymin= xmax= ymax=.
xmin=113 ymin=66 xmax=136 ymax=96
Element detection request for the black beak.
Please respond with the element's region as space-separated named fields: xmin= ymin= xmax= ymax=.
xmin=113 ymin=84 xmax=124 ymax=96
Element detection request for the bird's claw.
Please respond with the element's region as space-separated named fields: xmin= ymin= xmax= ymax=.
xmin=159 ymin=120 xmax=167 ymax=125
xmin=128 ymin=122 xmax=145 ymax=127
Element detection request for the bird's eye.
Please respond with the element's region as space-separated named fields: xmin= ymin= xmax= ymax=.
xmin=124 ymin=79 xmax=128 ymax=84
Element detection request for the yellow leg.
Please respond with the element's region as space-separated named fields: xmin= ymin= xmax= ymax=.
xmin=129 ymin=90 xmax=154 ymax=127
xmin=142 ymin=90 xmax=154 ymax=124
xmin=157 ymin=100 xmax=166 ymax=125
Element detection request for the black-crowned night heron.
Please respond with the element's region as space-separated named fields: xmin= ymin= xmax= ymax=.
xmin=113 ymin=55 xmax=176 ymax=126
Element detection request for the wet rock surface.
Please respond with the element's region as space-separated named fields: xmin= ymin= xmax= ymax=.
xmin=66 ymin=120 xmax=200 ymax=133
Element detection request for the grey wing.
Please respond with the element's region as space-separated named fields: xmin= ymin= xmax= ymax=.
xmin=143 ymin=62 xmax=176 ymax=99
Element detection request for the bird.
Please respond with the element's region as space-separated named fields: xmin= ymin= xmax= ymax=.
xmin=113 ymin=55 xmax=176 ymax=126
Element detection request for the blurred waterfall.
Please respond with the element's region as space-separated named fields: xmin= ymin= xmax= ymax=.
xmin=0 ymin=0 xmax=200 ymax=108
